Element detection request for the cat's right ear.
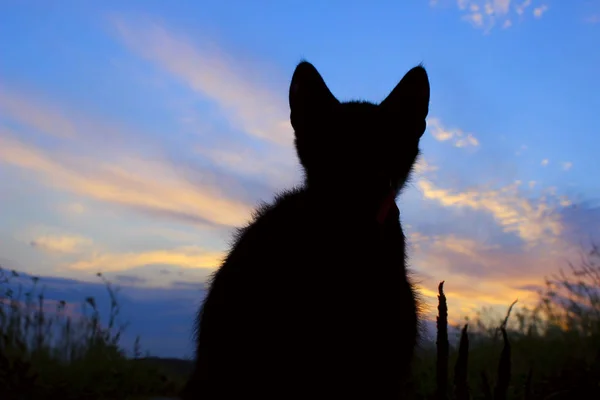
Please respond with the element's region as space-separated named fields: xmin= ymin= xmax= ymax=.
xmin=289 ymin=61 xmax=339 ymax=130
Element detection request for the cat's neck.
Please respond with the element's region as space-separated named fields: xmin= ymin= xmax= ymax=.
xmin=301 ymin=183 xmax=399 ymax=224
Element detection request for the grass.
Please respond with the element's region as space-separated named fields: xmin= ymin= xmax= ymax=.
xmin=411 ymin=244 xmax=600 ymax=399
xmin=0 ymin=268 xmax=184 ymax=400
xmin=2 ymin=245 xmax=600 ymax=399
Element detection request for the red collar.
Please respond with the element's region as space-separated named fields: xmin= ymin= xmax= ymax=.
xmin=376 ymin=189 xmax=399 ymax=226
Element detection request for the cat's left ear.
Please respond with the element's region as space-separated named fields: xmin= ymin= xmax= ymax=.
xmin=289 ymin=61 xmax=339 ymax=131
xmin=380 ymin=65 xmax=430 ymax=123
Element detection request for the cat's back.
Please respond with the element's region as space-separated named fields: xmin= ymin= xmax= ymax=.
xmin=224 ymin=186 xmax=392 ymax=276
xmin=211 ymin=185 xmax=409 ymax=324
xmin=192 ymin=188 xmax=416 ymax=397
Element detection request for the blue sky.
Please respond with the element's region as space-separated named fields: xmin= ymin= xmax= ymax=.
xmin=1 ymin=0 xmax=599 ymax=357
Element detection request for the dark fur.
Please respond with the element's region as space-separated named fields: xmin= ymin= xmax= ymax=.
xmin=182 ymin=60 xmax=430 ymax=399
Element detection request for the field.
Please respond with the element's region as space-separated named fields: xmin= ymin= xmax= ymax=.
xmin=2 ymin=246 xmax=599 ymax=399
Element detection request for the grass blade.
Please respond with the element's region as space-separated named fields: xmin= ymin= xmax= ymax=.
xmin=436 ymin=281 xmax=448 ymax=400
xmin=454 ymin=323 xmax=470 ymax=400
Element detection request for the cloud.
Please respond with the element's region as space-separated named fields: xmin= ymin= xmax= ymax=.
xmin=562 ymin=161 xmax=573 ymax=171
xmin=533 ymin=5 xmax=548 ymax=18
xmin=0 ymin=89 xmax=78 ymax=139
xmin=463 ymin=10 xmax=485 ymax=28
xmin=114 ymin=274 xmax=148 ymax=285
xmin=515 ymin=144 xmax=528 ymax=156
xmin=427 ymin=118 xmax=480 ymax=148
xmin=3 ymin=10 xmax=594 ymax=349
xmin=406 ymin=228 xmax=589 ymax=319
xmin=0 ymin=87 xmax=247 ymax=234
xmin=110 ymin=16 xmax=292 ymax=146
xmin=435 ymin=0 xmax=544 ymax=32
xmin=430 ymin=234 xmax=499 ymax=257
xmin=67 ymin=246 xmax=224 ymax=273
xmin=170 ymin=280 xmax=205 ymax=291
xmin=0 ymin=129 xmax=253 ymax=228
xmin=194 ymin=144 xmax=298 ymax=190
xmin=417 ymin=178 xmax=565 ymax=245
xmin=30 ymin=234 xmax=92 ymax=254
xmin=65 ymin=203 xmax=86 ymax=215
xmin=541 ymin=158 xmax=549 ymax=166
xmin=516 ymin=0 xmax=532 ymax=15
xmin=0 ymin=87 xmax=147 ymax=149
xmin=2 ymin=20 xmax=300 ymax=217
xmin=414 ymin=157 xmax=439 ymax=175
xmin=557 ymin=201 xmax=600 ymax=246
xmin=585 ymin=15 xmax=600 ymax=24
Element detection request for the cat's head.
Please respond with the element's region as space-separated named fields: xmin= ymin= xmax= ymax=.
xmin=289 ymin=61 xmax=429 ymax=202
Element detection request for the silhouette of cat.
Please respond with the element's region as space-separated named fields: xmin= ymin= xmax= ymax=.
xmin=181 ymin=60 xmax=430 ymax=399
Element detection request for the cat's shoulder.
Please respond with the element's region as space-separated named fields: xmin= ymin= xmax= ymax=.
xmin=230 ymin=185 xmax=309 ymax=244
xmin=253 ymin=185 xmax=308 ymax=222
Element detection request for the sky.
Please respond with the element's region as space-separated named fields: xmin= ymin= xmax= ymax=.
xmin=1 ymin=0 xmax=599 ymax=358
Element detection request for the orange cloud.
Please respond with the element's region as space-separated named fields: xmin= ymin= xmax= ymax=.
xmin=427 ymin=117 xmax=479 ymax=148
xmin=417 ymin=178 xmax=564 ymax=245
xmin=111 ymin=16 xmax=292 ymax=146
xmin=0 ymin=89 xmax=78 ymax=139
xmin=430 ymin=234 xmax=499 ymax=258
xmin=30 ymin=234 xmax=92 ymax=254
xmin=407 ymin=224 xmax=584 ymax=313
xmin=68 ymin=246 xmax=224 ymax=273
xmin=0 ymin=130 xmax=252 ymax=227
xmin=414 ymin=273 xmax=538 ymax=326
xmin=414 ymin=157 xmax=439 ymax=176
xmin=410 ymin=235 xmax=567 ymax=321
xmin=65 ymin=203 xmax=86 ymax=215
xmin=0 ymin=87 xmax=139 ymax=146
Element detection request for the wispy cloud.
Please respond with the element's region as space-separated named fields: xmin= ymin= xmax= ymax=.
xmin=64 ymin=203 xmax=86 ymax=215
xmin=434 ymin=0 xmax=547 ymax=32
xmin=410 ymin=233 xmax=566 ymax=310
xmin=110 ymin=16 xmax=292 ymax=146
xmin=541 ymin=158 xmax=549 ymax=166
xmin=0 ymin=87 xmax=143 ymax=148
xmin=0 ymin=89 xmax=78 ymax=139
xmin=30 ymin=234 xmax=92 ymax=254
xmin=430 ymin=234 xmax=499 ymax=258
xmin=414 ymin=157 xmax=439 ymax=175
xmin=427 ymin=117 xmax=480 ymax=148
xmin=114 ymin=274 xmax=148 ymax=285
xmin=417 ymin=178 xmax=565 ymax=245
xmin=0 ymin=129 xmax=252 ymax=227
xmin=562 ymin=161 xmax=573 ymax=171
xmin=516 ymin=0 xmax=532 ymax=15
xmin=515 ymin=144 xmax=528 ymax=156
xmin=533 ymin=5 xmax=548 ymax=18
xmin=194 ymin=144 xmax=298 ymax=190
xmin=407 ymin=215 xmax=597 ymax=316
xmin=0 ymin=19 xmax=300 ymax=231
xmin=585 ymin=14 xmax=600 ymax=24
xmin=68 ymin=246 xmax=224 ymax=273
